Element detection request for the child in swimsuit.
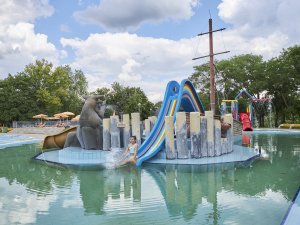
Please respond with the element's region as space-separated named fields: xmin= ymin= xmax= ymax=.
xmin=116 ymin=136 xmax=138 ymax=165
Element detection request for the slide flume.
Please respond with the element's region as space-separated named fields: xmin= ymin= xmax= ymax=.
xmin=136 ymin=79 xmax=205 ymax=166
xmin=239 ymin=112 xmax=253 ymax=131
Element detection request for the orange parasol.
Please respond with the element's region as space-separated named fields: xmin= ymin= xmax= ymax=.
xmin=54 ymin=113 xmax=69 ymax=119
xmin=32 ymin=114 xmax=48 ymax=123
xmin=32 ymin=114 xmax=48 ymax=119
xmin=62 ymin=111 xmax=75 ymax=116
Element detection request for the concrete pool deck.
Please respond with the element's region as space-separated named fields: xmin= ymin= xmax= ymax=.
xmin=33 ymin=144 xmax=259 ymax=167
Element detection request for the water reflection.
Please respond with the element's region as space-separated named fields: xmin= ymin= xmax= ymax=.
xmin=77 ymin=166 xmax=141 ymax=215
xmin=0 ymin=132 xmax=299 ymax=224
xmin=0 ymin=144 xmax=74 ymax=193
xmin=144 ymin=163 xmax=236 ymax=222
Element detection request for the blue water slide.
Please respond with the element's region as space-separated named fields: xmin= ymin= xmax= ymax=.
xmin=136 ymin=79 xmax=205 ymax=167
xmin=136 ymin=81 xmax=180 ymax=166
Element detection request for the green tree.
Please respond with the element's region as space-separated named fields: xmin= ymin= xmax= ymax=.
xmin=0 ymin=74 xmax=39 ymax=125
xmin=217 ymin=54 xmax=266 ymax=99
xmin=93 ymin=83 xmax=154 ymax=120
xmin=189 ymin=63 xmax=217 ymax=112
xmin=190 ymin=49 xmax=300 ymax=126
xmin=265 ymin=46 xmax=300 ymax=125
xmin=61 ymin=68 xmax=88 ymax=114
xmin=0 ymin=59 xmax=88 ymax=124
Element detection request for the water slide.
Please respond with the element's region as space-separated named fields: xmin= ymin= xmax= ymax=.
xmin=136 ymin=79 xmax=205 ymax=166
xmin=239 ymin=113 xmax=253 ymax=131
xmin=43 ymin=126 xmax=77 ymax=150
xmin=235 ymin=88 xmax=254 ymax=132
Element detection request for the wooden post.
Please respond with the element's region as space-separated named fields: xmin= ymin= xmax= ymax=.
xmin=103 ymin=118 xmax=111 ymax=150
xmin=123 ymin=114 xmax=131 ymax=149
xmin=221 ymin=138 xmax=228 ymax=155
xmin=206 ymin=111 xmax=215 ymax=157
xmin=209 ymin=18 xmax=215 ymax=114
xmin=214 ymin=119 xmax=221 ymax=156
xmin=200 ymin=116 xmax=208 ymax=157
xmin=110 ymin=115 xmax=120 ymax=149
xmin=149 ymin=116 xmax=157 ymax=130
xmin=224 ymin=113 xmax=233 ymax=153
xmin=165 ymin=116 xmax=176 ymax=159
xmin=176 ymin=112 xmax=188 ymax=159
xmin=190 ymin=112 xmax=201 ymax=158
xmin=144 ymin=118 xmax=150 ymax=137
xmin=131 ymin=113 xmax=141 ymax=145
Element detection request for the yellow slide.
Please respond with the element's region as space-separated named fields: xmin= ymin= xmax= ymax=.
xmin=43 ymin=126 xmax=77 ymax=150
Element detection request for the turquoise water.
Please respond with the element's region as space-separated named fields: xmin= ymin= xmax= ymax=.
xmin=0 ymin=134 xmax=41 ymax=149
xmin=0 ymin=132 xmax=300 ymax=225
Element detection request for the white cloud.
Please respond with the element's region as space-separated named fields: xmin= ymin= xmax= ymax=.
xmin=218 ymin=0 xmax=300 ymax=44
xmin=59 ymin=21 xmax=293 ymax=102
xmin=211 ymin=29 xmax=288 ymax=60
xmin=0 ymin=178 xmax=57 ymax=225
xmin=61 ymin=32 xmax=201 ymax=102
xmin=0 ymin=0 xmax=54 ymax=24
xmin=118 ymin=58 xmax=142 ymax=82
xmin=74 ymin=0 xmax=199 ymax=31
xmin=67 ymin=0 xmax=300 ymax=102
xmin=0 ymin=22 xmax=60 ymax=77
xmin=0 ymin=0 xmax=61 ymax=78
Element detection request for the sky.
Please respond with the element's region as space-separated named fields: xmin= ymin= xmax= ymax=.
xmin=0 ymin=0 xmax=299 ymax=102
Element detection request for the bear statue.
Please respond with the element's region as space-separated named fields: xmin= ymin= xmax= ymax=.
xmin=64 ymin=95 xmax=106 ymax=150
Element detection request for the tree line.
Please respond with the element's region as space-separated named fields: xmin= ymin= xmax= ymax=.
xmin=0 ymin=59 xmax=155 ymax=126
xmin=1 ymin=45 xmax=299 ymax=127
xmin=189 ymin=45 xmax=300 ymax=127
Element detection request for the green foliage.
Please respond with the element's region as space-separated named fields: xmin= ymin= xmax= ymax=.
xmin=237 ymin=98 xmax=249 ymax=113
xmin=0 ymin=59 xmax=88 ymax=124
xmin=93 ymin=83 xmax=155 ymax=120
xmin=189 ymin=45 xmax=300 ymax=126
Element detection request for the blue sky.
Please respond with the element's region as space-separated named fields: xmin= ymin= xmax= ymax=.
xmin=34 ymin=0 xmax=228 ymax=64
xmin=0 ymin=0 xmax=298 ymax=102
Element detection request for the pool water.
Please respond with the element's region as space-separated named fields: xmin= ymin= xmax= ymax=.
xmin=0 ymin=132 xmax=300 ymax=225
xmin=0 ymin=134 xmax=42 ymax=149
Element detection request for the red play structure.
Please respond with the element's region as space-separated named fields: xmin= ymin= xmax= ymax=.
xmin=239 ymin=112 xmax=253 ymax=131
xmin=221 ymin=88 xmax=271 ymax=132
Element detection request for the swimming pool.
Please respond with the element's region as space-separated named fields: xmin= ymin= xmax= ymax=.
xmin=0 ymin=131 xmax=299 ymax=224
xmin=0 ymin=134 xmax=43 ymax=149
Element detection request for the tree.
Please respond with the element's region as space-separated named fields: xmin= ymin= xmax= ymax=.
xmin=0 ymin=59 xmax=88 ymax=124
xmin=0 ymin=74 xmax=39 ymax=125
xmin=93 ymin=83 xmax=155 ymax=120
xmin=61 ymin=68 xmax=88 ymax=114
xmin=189 ymin=52 xmax=300 ymax=126
xmin=189 ymin=63 xmax=217 ymax=112
xmin=265 ymin=46 xmax=300 ymax=125
xmin=216 ymin=54 xmax=266 ymax=99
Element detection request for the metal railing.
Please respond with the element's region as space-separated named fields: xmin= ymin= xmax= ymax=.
xmin=12 ymin=121 xmax=78 ymax=128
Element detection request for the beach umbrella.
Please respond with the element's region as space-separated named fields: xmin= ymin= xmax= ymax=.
xmin=54 ymin=113 xmax=69 ymax=119
xmin=54 ymin=113 xmax=69 ymax=124
xmin=61 ymin=112 xmax=75 ymax=123
xmin=62 ymin=111 xmax=75 ymax=116
xmin=45 ymin=117 xmax=59 ymax=120
xmin=32 ymin=114 xmax=48 ymax=119
xmin=32 ymin=114 xmax=48 ymax=123
xmin=71 ymin=115 xmax=80 ymax=122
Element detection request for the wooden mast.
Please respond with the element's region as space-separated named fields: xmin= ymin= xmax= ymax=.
xmin=192 ymin=17 xmax=230 ymax=114
xmin=208 ymin=18 xmax=215 ymax=113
